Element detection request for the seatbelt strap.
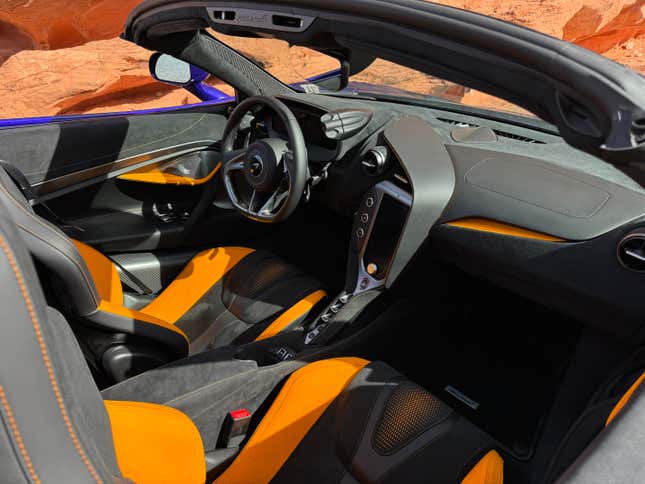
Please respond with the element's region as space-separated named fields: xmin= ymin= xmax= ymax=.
xmin=0 ymin=160 xmax=72 ymax=227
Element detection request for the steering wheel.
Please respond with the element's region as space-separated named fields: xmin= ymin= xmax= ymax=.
xmin=221 ymin=96 xmax=308 ymax=223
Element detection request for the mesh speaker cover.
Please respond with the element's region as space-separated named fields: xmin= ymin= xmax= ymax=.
xmin=373 ymin=383 xmax=452 ymax=455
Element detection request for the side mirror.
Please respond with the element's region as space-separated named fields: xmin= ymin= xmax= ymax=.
xmin=149 ymin=53 xmax=199 ymax=86
xmin=149 ymin=53 xmax=232 ymax=103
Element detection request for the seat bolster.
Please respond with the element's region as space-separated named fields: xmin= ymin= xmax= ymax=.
xmin=462 ymin=450 xmax=504 ymax=484
xmin=0 ymin=169 xmax=100 ymax=315
xmin=214 ymin=357 xmax=369 ymax=484
xmin=72 ymin=240 xmax=123 ymax=305
xmin=605 ymin=371 xmax=645 ymax=426
xmin=89 ymin=301 xmax=190 ymax=358
xmin=255 ymin=289 xmax=327 ymax=341
xmin=104 ymin=400 xmax=205 ymax=484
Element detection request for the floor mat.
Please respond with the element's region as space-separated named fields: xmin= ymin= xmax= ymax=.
xmin=367 ymin=269 xmax=582 ymax=458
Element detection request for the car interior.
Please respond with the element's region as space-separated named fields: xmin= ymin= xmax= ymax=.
xmin=2 ymin=1 xmax=645 ymax=483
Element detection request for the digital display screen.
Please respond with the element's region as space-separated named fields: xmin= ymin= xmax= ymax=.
xmin=363 ymin=195 xmax=409 ymax=280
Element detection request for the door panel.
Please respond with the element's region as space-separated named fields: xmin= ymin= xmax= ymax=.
xmin=0 ymin=105 xmax=228 ymax=194
xmin=0 ymin=103 xmax=260 ymax=253
xmin=116 ymin=150 xmax=221 ymax=185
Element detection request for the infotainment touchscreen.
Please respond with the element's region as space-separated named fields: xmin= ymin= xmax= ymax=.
xmin=363 ymin=194 xmax=409 ymax=280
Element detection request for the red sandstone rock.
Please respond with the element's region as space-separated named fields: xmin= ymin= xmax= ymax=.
xmin=0 ymin=0 xmax=644 ymax=119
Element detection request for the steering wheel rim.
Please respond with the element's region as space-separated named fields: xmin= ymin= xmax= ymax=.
xmin=221 ymin=96 xmax=308 ymax=223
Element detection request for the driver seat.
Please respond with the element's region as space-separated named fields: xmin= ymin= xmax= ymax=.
xmin=0 ymin=167 xmax=326 ymax=377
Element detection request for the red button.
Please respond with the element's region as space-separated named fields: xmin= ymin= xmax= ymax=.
xmin=230 ymin=409 xmax=251 ymax=420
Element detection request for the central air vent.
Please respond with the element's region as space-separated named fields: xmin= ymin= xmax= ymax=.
xmin=618 ymin=232 xmax=645 ymax=272
xmin=437 ymin=117 xmax=544 ymax=144
xmin=361 ymin=146 xmax=388 ymax=176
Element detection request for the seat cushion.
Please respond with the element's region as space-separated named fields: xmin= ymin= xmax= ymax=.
xmin=214 ymin=357 xmax=369 ymax=484
xmin=74 ymin=243 xmax=326 ymax=357
xmin=223 ymin=360 xmax=504 ymax=484
xmin=143 ymin=249 xmax=326 ymax=353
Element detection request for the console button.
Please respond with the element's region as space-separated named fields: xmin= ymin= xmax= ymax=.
xmin=366 ymin=196 xmax=375 ymax=207
xmin=267 ymin=346 xmax=296 ymax=361
xmin=356 ymin=228 xmax=365 ymax=239
xmin=305 ymin=322 xmax=329 ymax=345
xmin=367 ymin=263 xmax=378 ymax=276
xmin=360 ymin=213 xmax=369 ymax=223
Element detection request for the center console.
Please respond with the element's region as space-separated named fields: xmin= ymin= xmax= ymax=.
xmin=303 ymin=180 xmax=412 ymax=345
xmin=232 ymin=180 xmax=412 ymax=363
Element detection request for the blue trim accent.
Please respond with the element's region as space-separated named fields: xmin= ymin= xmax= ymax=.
xmin=186 ymin=83 xmax=232 ymax=102
xmin=0 ymin=98 xmax=234 ymax=129
xmin=0 ymin=64 xmax=342 ymax=129
xmin=306 ymin=68 xmax=342 ymax=83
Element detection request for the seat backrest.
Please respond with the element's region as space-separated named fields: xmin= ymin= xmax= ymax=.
xmin=0 ymin=167 xmax=100 ymax=315
xmin=0 ymin=197 xmax=125 ymax=483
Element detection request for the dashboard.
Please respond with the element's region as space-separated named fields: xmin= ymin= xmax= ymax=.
xmin=250 ymin=93 xmax=645 ymax=341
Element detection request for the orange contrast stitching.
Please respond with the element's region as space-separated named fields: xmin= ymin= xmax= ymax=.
xmin=0 ymin=385 xmax=40 ymax=483
xmin=0 ymin=235 xmax=102 ymax=483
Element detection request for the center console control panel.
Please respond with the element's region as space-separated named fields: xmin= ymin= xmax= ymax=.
xmin=305 ymin=181 xmax=411 ymax=345
xmin=352 ymin=180 xmax=412 ymax=290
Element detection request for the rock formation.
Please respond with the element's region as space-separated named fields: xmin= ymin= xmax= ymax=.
xmin=0 ymin=0 xmax=644 ymax=119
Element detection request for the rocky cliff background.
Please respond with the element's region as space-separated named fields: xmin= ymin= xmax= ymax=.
xmin=1 ymin=0 xmax=644 ymax=119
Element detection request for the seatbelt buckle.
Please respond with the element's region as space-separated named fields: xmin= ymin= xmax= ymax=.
xmin=217 ymin=408 xmax=252 ymax=448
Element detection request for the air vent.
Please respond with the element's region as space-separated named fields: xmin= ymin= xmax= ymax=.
xmin=494 ymin=131 xmax=544 ymax=144
xmin=361 ymin=146 xmax=388 ymax=176
xmin=618 ymin=232 xmax=645 ymax=272
xmin=437 ymin=117 xmax=544 ymax=144
xmin=437 ymin=117 xmax=478 ymax=128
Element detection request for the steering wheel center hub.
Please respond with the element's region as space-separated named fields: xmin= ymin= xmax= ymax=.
xmin=243 ymin=140 xmax=285 ymax=192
